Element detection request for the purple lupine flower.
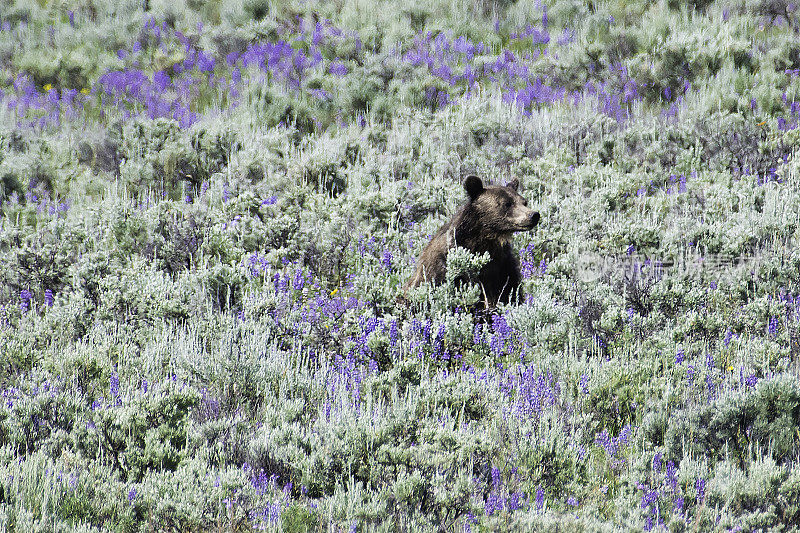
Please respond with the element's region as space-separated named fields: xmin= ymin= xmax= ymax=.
xmin=128 ymin=487 xmax=137 ymax=503
xmin=706 ymin=374 xmax=716 ymax=398
xmin=577 ymin=445 xmax=587 ymax=461
xmin=197 ymin=51 xmax=215 ymax=73
xmin=381 ymin=250 xmax=393 ymax=270
xmin=652 ymin=452 xmax=663 ymax=473
xmin=490 ymin=314 xmax=512 ymax=354
xmin=329 ymin=62 xmax=348 ymax=76
xmin=507 ymin=491 xmax=522 ymax=511
xmin=695 ymin=478 xmax=706 ymax=502
xmin=20 ymin=289 xmax=32 ymax=312
xmin=666 ymin=461 xmax=678 ymax=490
xmin=109 ymin=372 xmax=120 ymax=405
xmin=491 ymin=466 xmax=501 ymax=488
xmin=433 ymin=323 xmax=446 ymax=359
xmin=768 ymin=316 xmax=779 ymax=338
xmin=153 ymin=70 xmax=170 ymax=92
xmin=579 ymin=373 xmax=589 ymax=394
xmin=674 ymin=495 xmax=684 ymax=511
xmin=473 ymin=323 xmax=484 ymax=345
xmin=675 ymin=348 xmax=685 ymax=364
xmin=484 ymin=492 xmax=503 ymax=516
xmin=44 ymin=289 xmax=53 ymax=307
xmin=292 ymin=269 xmax=305 ymax=290
xmin=567 ymin=496 xmax=579 ymax=507
xmin=519 ymin=242 xmax=537 ymax=277
xmin=641 ymin=488 xmax=659 ymax=510
xmin=723 ymin=330 xmax=734 ymax=347
xmin=388 ymin=319 xmax=398 ymax=349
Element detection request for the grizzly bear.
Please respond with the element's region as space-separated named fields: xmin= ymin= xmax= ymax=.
xmin=405 ymin=175 xmax=540 ymax=307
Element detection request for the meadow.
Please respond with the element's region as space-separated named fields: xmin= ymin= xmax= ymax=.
xmin=1 ymin=0 xmax=800 ymax=530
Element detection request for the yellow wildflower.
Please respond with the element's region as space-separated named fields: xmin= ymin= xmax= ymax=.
xmin=43 ymin=83 xmax=53 ymax=91
xmin=80 ymin=88 xmax=90 ymax=95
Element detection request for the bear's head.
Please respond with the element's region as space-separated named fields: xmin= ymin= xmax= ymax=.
xmin=463 ymin=175 xmax=540 ymax=238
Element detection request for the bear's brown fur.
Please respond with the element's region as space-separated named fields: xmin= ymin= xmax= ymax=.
xmin=405 ymin=175 xmax=539 ymax=307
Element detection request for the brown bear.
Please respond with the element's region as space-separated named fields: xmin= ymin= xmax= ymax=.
xmin=405 ymin=175 xmax=540 ymax=307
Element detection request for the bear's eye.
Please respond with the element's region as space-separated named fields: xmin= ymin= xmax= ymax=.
xmin=504 ymin=200 xmax=513 ymax=209
xmin=522 ymin=199 xmax=528 ymax=207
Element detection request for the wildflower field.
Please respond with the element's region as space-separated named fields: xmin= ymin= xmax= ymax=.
xmin=2 ymin=0 xmax=800 ymax=530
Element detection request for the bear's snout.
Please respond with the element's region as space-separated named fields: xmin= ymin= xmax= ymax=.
xmin=519 ymin=210 xmax=540 ymax=230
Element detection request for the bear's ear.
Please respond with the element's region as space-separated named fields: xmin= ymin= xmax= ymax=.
xmin=464 ymin=175 xmax=484 ymax=201
xmin=506 ymin=178 xmax=519 ymax=191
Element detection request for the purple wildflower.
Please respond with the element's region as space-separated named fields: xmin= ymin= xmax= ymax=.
xmin=768 ymin=316 xmax=779 ymax=338
xmin=329 ymin=62 xmax=348 ymax=76
xmin=381 ymin=250 xmax=393 ymax=270
xmin=110 ymin=372 xmax=121 ymax=405
xmin=653 ymin=452 xmax=663 ymax=473
xmin=567 ymin=496 xmax=579 ymax=507
xmin=388 ymin=319 xmax=399 ymax=349
xmin=695 ymin=478 xmax=706 ymax=502
xmin=20 ymin=289 xmax=32 ymax=312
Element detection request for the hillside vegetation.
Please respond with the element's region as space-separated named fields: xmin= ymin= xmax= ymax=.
xmin=1 ymin=0 xmax=800 ymax=530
